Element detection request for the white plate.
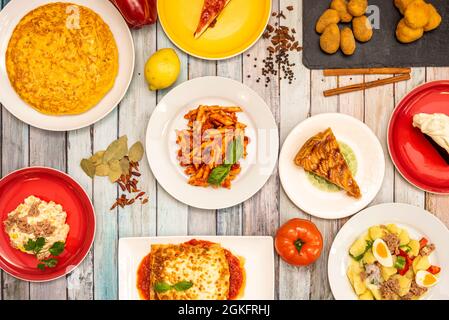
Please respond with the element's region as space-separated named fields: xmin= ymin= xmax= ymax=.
xmin=0 ymin=0 xmax=134 ymax=131
xmin=328 ymin=203 xmax=449 ymax=300
xmin=145 ymin=76 xmax=279 ymax=210
xmin=279 ymin=113 xmax=385 ymax=219
xmin=118 ymin=236 xmax=275 ymax=300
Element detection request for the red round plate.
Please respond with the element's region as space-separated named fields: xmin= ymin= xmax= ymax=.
xmin=0 ymin=167 xmax=95 ymax=282
xmin=388 ymin=80 xmax=449 ymax=194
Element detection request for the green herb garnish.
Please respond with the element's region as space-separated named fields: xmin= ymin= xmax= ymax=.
xmin=49 ymin=241 xmax=65 ymax=256
xmin=154 ymin=281 xmax=193 ymax=293
xmin=208 ymin=165 xmax=232 ymax=186
xmin=24 ymin=238 xmax=65 ymax=270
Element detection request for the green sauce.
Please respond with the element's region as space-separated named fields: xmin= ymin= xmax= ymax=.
xmin=306 ymin=141 xmax=357 ymax=193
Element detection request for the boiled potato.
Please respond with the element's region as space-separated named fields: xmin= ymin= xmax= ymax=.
xmin=347 ymin=0 xmax=367 ymax=17
xmin=396 ymin=18 xmax=424 ymax=43
xmin=349 ymin=232 xmax=370 ymax=258
xmin=369 ymin=225 xmax=385 ymax=240
xmin=367 ymin=283 xmax=382 ymax=300
xmin=331 ymin=0 xmax=353 ymax=23
xmin=381 ymin=266 xmax=397 ymax=281
xmin=424 ymin=3 xmax=442 ymax=32
xmin=413 ymin=255 xmax=431 ymax=274
xmin=362 ymin=251 xmax=377 ymax=265
xmin=404 ymin=0 xmax=430 ymax=29
xmin=353 ymin=273 xmax=367 ymax=295
xmin=399 ymin=229 xmax=410 ymax=246
xmin=353 ymin=15 xmax=373 ymax=42
xmin=340 ymin=27 xmax=356 ymax=55
xmin=392 ymin=274 xmax=412 ymax=297
xmin=408 ymin=239 xmax=420 ymax=257
xmin=394 ymin=0 xmax=414 ymax=14
xmin=349 ymin=258 xmax=364 ymax=274
xmin=347 ymin=268 xmax=355 ymax=287
xmin=316 ymin=9 xmax=340 ymax=34
xmin=359 ymin=290 xmax=374 ymax=300
xmin=386 ymin=223 xmax=401 ymax=236
xmin=404 ymin=268 xmax=415 ymax=280
xmin=320 ymin=24 xmax=341 ymax=54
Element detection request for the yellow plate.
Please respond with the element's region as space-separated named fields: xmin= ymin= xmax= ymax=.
xmin=157 ymin=0 xmax=272 ymax=60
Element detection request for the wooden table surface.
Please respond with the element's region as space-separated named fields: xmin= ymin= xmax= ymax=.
xmin=1 ymin=0 xmax=448 ymax=300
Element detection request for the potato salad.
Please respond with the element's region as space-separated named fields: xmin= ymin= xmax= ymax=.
xmin=347 ymin=224 xmax=441 ymax=300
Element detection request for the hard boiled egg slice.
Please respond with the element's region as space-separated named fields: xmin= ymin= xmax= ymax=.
xmin=372 ymin=239 xmax=393 ymax=267
xmin=415 ymin=270 xmax=439 ymax=288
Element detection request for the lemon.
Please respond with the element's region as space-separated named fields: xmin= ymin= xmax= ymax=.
xmin=145 ymin=48 xmax=181 ymax=91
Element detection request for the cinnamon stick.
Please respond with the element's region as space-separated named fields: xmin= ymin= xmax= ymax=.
xmin=323 ymin=74 xmax=411 ymax=97
xmin=323 ymin=68 xmax=411 ymax=77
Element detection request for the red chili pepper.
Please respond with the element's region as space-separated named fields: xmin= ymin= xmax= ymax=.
xmin=427 ymin=265 xmax=441 ymax=275
xmin=110 ymin=0 xmax=157 ymax=28
xmin=419 ymin=237 xmax=428 ymax=249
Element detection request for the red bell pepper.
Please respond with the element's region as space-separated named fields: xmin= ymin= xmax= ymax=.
xmin=110 ymin=0 xmax=157 ymax=28
xmin=419 ymin=237 xmax=428 ymax=249
xmin=397 ymin=249 xmax=413 ymax=276
xmin=427 ymin=265 xmax=441 ymax=275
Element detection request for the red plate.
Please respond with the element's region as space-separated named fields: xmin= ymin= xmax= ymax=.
xmin=0 ymin=167 xmax=95 ymax=281
xmin=388 ymin=81 xmax=449 ymax=194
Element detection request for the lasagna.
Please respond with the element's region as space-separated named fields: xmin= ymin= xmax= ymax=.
xmin=137 ymin=239 xmax=245 ymax=300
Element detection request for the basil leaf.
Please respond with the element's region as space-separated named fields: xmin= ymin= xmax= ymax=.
xmin=49 ymin=242 xmax=65 ymax=256
xmin=34 ymin=237 xmax=46 ymax=254
xmin=24 ymin=239 xmax=36 ymax=251
xmin=225 ymin=139 xmax=244 ymax=165
xmin=37 ymin=263 xmax=46 ymax=271
xmin=207 ymin=165 xmax=232 ymax=186
xmin=154 ymin=282 xmax=172 ymax=293
xmin=173 ymin=281 xmax=193 ymax=292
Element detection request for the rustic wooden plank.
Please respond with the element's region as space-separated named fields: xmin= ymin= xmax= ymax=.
xmin=28 ymin=128 xmax=67 ymax=300
xmin=216 ymin=56 xmax=243 ymax=236
xmin=187 ymin=57 xmax=218 ymax=235
xmin=309 ymin=70 xmax=338 ymax=300
xmin=1 ymin=108 xmax=30 ymax=300
xmin=92 ymin=111 xmax=119 ymax=300
xmin=425 ymin=67 xmax=449 ymax=227
xmin=118 ymin=27 xmax=157 ymax=238
xmin=364 ymin=75 xmax=395 ymax=205
xmin=394 ymin=68 xmax=426 ymax=207
xmin=278 ymin=0 xmax=312 ymax=300
xmin=66 ymin=127 xmax=94 ymax=300
xmin=155 ymin=23 xmax=189 ymax=236
xmin=242 ymin=0 xmax=280 ymax=299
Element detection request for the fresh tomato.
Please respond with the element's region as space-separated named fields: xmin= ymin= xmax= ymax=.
xmin=427 ymin=265 xmax=441 ymax=275
xmin=275 ymin=218 xmax=323 ymax=266
xmin=398 ymin=249 xmax=413 ymax=276
xmin=110 ymin=0 xmax=157 ymax=28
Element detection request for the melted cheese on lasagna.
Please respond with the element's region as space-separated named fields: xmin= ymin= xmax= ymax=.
xmin=149 ymin=243 xmax=230 ymax=300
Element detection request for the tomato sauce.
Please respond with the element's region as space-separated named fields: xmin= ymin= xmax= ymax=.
xmin=136 ymin=253 xmax=152 ymax=300
xmin=136 ymin=239 xmax=245 ymax=300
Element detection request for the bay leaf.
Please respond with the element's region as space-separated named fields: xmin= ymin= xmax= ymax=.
xmin=103 ymin=136 xmax=128 ymax=163
xmin=80 ymin=159 xmax=95 ymax=178
xmin=120 ymin=158 xmax=130 ymax=176
xmin=95 ymin=164 xmax=110 ymax=177
xmin=128 ymin=141 xmax=144 ymax=162
xmin=108 ymin=160 xmax=122 ymax=183
xmin=90 ymin=151 xmax=105 ymax=166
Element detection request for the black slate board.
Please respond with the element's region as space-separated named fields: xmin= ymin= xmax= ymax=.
xmin=303 ymin=0 xmax=449 ymax=69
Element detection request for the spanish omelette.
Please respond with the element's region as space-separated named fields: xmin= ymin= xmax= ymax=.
xmin=5 ymin=2 xmax=119 ymax=115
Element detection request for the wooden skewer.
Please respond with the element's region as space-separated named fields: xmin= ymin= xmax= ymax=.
xmin=323 ymin=67 xmax=411 ymax=76
xmin=323 ymin=73 xmax=411 ymax=97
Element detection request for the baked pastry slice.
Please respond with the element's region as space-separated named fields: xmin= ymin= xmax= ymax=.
xmin=194 ymin=0 xmax=232 ymax=39
xmin=295 ymin=128 xmax=361 ymax=198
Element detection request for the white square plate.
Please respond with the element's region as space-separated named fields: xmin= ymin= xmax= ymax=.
xmin=119 ymin=236 xmax=275 ymax=300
